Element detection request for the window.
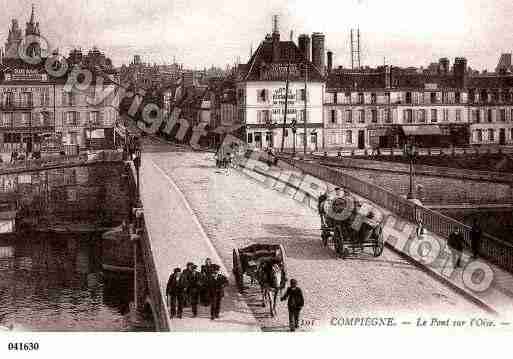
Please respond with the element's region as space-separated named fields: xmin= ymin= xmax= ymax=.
xmin=474 ymin=109 xmax=481 ymax=123
xmin=405 ymin=92 xmax=412 ymax=104
xmin=488 ymin=109 xmax=493 ymax=123
xmin=476 ymin=129 xmax=482 ymax=142
xmin=359 ymin=109 xmax=365 ymax=123
xmin=247 ymin=133 xmax=253 ymax=143
xmin=488 ymin=129 xmax=494 ymax=141
xmin=346 ymin=130 xmax=353 ymax=144
xmin=299 ymin=89 xmax=307 ymax=101
xmin=333 ymin=92 xmax=338 ymax=104
xmin=455 ymin=92 xmax=461 ymax=104
xmin=431 ymin=109 xmax=438 ymax=122
xmin=346 ymin=110 xmax=352 ymax=123
xmin=20 ymin=113 xmax=30 ymax=126
xmin=257 ymin=89 xmax=267 ymax=103
xmin=4 ymin=92 xmax=14 ymax=106
xmin=67 ymin=112 xmax=79 ymax=126
xmin=63 ymin=92 xmax=75 ymax=106
xmin=371 ymin=93 xmax=377 ymax=104
xmin=331 ymin=110 xmax=337 ymax=124
xmin=358 ymin=93 xmax=364 ymax=104
xmin=371 ymin=109 xmax=377 ymax=123
xmin=21 ymin=92 xmax=32 ymax=107
xmin=384 ymin=109 xmax=392 ymax=123
xmin=418 ymin=109 xmax=426 ymax=123
xmin=385 ymin=92 xmax=391 ymax=104
xmin=469 ymin=90 xmax=476 ymax=103
xmin=40 ymin=92 xmax=50 ymax=106
xmin=90 ymin=111 xmax=100 ymax=125
xmin=480 ymin=90 xmax=488 ymax=103
xmin=443 ymin=109 xmax=449 ymax=122
xmin=500 ymin=109 xmax=506 ymax=122
xmin=2 ymin=113 xmax=13 ymax=127
xmin=404 ymin=109 xmax=413 ymax=123
xmin=257 ymin=110 xmax=270 ymax=124
xmin=430 ymin=92 xmax=437 ymax=104
xmin=455 ymin=109 xmax=462 ymax=122
xmin=69 ymin=132 xmax=78 ymax=145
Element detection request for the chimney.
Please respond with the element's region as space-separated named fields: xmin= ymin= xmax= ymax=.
xmin=439 ymin=57 xmax=450 ymax=75
xmin=327 ymin=51 xmax=333 ymax=73
xmin=272 ymin=15 xmax=280 ymax=62
xmin=311 ymin=32 xmax=325 ymax=73
xmin=454 ymin=57 xmax=467 ymax=88
xmin=298 ymin=34 xmax=311 ymax=62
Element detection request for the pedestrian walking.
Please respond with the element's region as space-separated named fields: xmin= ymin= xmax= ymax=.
xmin=188 ymin=264 xmax=202 ymax=317
xmin=471 ymin=219 xmax=482 ymax=258
xmin=281 ymin=279 xmax=304 ymax=332
xmin=415 ymin=218 xmax=425 ymax=240
xmin=181 ymin=262 xmax=194 ymax=307
xmin=166 ymin=268 xmax=185 ymax=318
xmin=200 ymin=258 xmax=215 ymax=306
xmin=207 ymin=264 xmax=228 ymax=320
xmin=448 ymin=229 xmax=464 ymax=268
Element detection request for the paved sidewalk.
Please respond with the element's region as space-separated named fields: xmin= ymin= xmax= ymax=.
xmin=140 ymin=153 xmax=259 ymax=331
xmin=253 ymin=156 xmax=513 ymax=318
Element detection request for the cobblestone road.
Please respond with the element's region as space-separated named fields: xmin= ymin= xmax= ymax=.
xmin=145 ymin=143 xmax=486 ymax=331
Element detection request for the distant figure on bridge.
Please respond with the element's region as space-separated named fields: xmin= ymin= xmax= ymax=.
xmin=471 ymin=219 xmax=482 ymax=259
xmin=207 ymin=264 xmax=228 ymax=320
xmin=281 ymin=278 xmax=304 ymax=332
xmin=166 ymin=268 xmax=185 ymax=319
xmin=448 ymin=229 xmax=464 ymax=268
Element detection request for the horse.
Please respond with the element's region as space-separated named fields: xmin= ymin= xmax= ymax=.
xmin=256 ymin=260 xmax=286 ymax=317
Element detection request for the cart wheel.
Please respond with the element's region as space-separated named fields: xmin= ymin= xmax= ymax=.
xmin=373 ymin=226 xmax=385 ymax=257
xmin=232 ymin=249 xmax=243 ymax=292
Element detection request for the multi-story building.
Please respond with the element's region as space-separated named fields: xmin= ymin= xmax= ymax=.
xmin=0 ymin=7 xmax=120 ymax=154
xmin=323 ymin=57 xmax=513 ymax=149
xmin=237 ymin=23 xmax=325 ymax=151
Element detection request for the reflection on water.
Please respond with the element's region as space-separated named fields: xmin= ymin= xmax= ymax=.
xmin=0 ymin=233 xmax=154 ymax=331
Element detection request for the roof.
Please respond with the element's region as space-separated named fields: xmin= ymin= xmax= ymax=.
xmin=238 ymin=38 xmax=324 ymax=82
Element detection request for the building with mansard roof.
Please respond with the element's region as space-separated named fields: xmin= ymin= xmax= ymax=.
xmin=237 ymin=20 xmax=325 ymax=151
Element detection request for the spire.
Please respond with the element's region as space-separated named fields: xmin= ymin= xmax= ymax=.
xmin=30 ymin=4 xmax=35 ymax=24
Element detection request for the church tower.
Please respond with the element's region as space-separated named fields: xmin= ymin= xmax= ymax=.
xmin=25 ymin=4 xmax=42 ymax=57
xmin=5 ymin=19 xmax=23 ymax=58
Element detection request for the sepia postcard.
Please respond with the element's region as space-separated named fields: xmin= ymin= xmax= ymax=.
xmin=0 ymin=0 xmax=512 ymax=357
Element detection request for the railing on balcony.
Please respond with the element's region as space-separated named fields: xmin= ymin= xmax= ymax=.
xmin=280 ymin=156 xmax=513 ymax=274
xmin=0 ymin=101 xmax=34 ymax=110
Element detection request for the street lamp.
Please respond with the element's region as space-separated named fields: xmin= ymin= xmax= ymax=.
xmin=404 ymin=139 xmax=417 ymax=200
xmin=291 ymin=119 xmax=297 ymax=155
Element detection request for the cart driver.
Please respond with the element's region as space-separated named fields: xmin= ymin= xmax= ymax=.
xmin=358 ymin=211 xmax=379 ymax=245
xmin=318 ymin=189 xmax=329 ymax=226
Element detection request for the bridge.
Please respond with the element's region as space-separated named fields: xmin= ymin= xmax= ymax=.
xmin=125 ymin=138 xmax=513 ymax=331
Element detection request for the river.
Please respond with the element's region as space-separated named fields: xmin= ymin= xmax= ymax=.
xmin=0 ymin=232 xmax=154 ymax=331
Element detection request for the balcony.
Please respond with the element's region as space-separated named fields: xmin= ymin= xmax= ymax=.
xmin=0 ymin=101 xmax=34 ymax=110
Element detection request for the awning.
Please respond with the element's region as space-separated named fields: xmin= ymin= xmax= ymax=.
xmin=402 ymin=125 xmax=442 ymax=136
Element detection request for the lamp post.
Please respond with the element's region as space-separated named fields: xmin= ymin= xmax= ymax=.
xmin=291 ymin=119 xmax=297 ymax=155
xmin=404 ymin=139 xmax=417 ymax=200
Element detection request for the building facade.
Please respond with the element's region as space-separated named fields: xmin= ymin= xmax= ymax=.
xmin=237 ymin=28 xmax=325 ymax=151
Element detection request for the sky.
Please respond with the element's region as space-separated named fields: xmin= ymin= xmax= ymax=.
xmin=1 ymin=0 xmax=512 ymax=71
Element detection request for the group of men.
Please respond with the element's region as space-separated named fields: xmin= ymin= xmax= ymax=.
xmin=166 ymin=258 xmax=228 ymax=320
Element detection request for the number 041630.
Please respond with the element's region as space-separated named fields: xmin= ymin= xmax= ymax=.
xmin=8 ymin=342 xmax=39 ymax=351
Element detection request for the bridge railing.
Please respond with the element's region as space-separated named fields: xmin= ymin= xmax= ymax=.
xmin=279 ymin=156 xmax=513 ymax=274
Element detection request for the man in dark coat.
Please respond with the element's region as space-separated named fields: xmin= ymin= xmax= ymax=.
xmin=180 ymin=262 xmax=194 ymax=307
xmin=188 ymin=264 xmax=203 ymax=317
xmin=200 ymin=258 xmax=215 ymax=306
xmin=471 ymin=219 xmax=482 ymax=259
xmin=207 ymin=264 xmax=228 ymax=320
xmin=448 ymin=229 xmax=464 ymax=268
xmin=166 ymin=268 xmax=184 ymax=318
xmin=281 ymin=278 xmax=304 ymax=332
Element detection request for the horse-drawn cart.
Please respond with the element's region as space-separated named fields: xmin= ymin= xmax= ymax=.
xmin=232 ymin=243 xmax=287 ymax=316
xmin=320 ymin=195 xmax=385 ymax=259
